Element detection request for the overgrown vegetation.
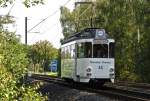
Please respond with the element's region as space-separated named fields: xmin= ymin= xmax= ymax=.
xmin=0 ymin=30 xmax=47 ymax=100
xmin=0 ymin=0 xmax=48 ymax=100
xmin=60 ymin=0 xmax=150 ymax=82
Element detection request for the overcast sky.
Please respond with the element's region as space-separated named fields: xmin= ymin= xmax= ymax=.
xmin=0 ymin=0 xmax=75 ymax=48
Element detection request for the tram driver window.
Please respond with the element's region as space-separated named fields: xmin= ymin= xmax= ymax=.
xmin=77 ymin=42 xmax=92 ymax=58
xmin=93 ymin=44 xmax=108 ymax=58
xmin=85 ymin=42 xmax=92 ymax=58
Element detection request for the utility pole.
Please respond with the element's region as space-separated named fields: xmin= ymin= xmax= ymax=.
xmin=25 ymin=17 xmax=27 ymax=45
xmin=75 ymin=1 xmax=95 ymax=30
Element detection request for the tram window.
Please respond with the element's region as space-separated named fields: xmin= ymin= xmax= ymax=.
xmin=65 ymin=47 xmax=68 ymax=59
xmin=71 ymin=44 xmax=75 ymax=58
xmin=93 ymin=44 xmax=108 ymax=58
xmin=68 ymin=46 xmax=71 ymax=59
xmin=85 ymin=42 xmax=92 ymax=58
xmin=109 ymin=42 xmax=115 ymax=58
xmin=61 ymin=48 xmax=65 ymax=59
xmin=77 ymin=43 xmax=84 ymax=58
xmin=77 ymin=42 xmax=92 ymax=58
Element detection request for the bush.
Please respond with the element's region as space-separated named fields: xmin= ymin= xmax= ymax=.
xmin=0 ymin=31 xmax=47 ymax=100
xmin=119 ymin=69 xmax=141 ymax=82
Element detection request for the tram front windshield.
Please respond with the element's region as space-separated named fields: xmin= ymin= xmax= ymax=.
xmin=93 ymin=44 xmax=108 ymax=58
xmin=77 ymin=42 xmax=113 ymax=58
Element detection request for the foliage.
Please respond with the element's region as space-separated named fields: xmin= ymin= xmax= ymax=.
xmin=0 ymin=30 xmax=47 ymax=100
xmin=28 ymin=40 xmax=58 ymax=72
xmin=0 ymin=0 xmax=44 ymax=28
xmin=60 ymin=0 xmax=150 ymax=82
xmin=0 ymin=0 xmax=47 ymax=100
xmin=0 ymin=0 xmax=44 ymax=7
xmin=60 ymin=7 xmax=76 ymax=38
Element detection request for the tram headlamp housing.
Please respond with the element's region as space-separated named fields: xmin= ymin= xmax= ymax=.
xmin=109 ymin=68 xmax=114 ymax=72
xmin=86 ymin=66 xmax=92 ymax=73
xmin=86 ymin=68 xmax=91 ymax=72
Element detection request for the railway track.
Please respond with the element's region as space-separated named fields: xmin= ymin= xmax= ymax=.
xmin=30 ymin=74 xmax=150 ymax=101
xmin=114 ymin=81 xmax=150 ymax=90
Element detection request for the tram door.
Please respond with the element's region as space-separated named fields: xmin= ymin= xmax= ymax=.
xmin=76 ymin=42 xmax=92 ymax=80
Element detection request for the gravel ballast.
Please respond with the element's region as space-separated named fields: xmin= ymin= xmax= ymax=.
xmin=39 ymin=82 xmax=121 ymax=101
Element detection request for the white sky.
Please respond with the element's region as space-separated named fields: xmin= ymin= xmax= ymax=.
xmin=0 ymin=0 xmax=75 ymax=49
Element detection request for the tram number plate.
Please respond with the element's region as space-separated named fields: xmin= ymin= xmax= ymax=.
xmin=98 ymin=66 xmax=103 ymax=69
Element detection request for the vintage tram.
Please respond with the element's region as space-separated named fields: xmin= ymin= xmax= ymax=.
xmin=61 ymin=28 xmax=115 ymax=85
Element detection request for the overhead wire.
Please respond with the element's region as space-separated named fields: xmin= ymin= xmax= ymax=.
xmin=27 ymin=0 xmax=72 ymax=33
xmin=75 ymin=2 xmax=93 ymax=31
xmin=7 ymin=1 xmax=16 ymax=15
xmin=78 ymin=4 xmax=92 ymax=18
xmin=28 ymin=0 xmax=72 ymax=43
xmin=40 ymin=2 xmax=75 ymax=34
xmin=29 ymin=20 xmax=45 ymax=42
xmin=41 ymin=22 xmax=59 ymax=34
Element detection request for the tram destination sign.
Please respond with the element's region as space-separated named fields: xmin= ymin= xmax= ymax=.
xmin=93 ymin=39 xmax=108 ymax=44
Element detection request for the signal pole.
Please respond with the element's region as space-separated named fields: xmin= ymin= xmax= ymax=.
xmin=25 ymin=17 xmax=27 ymax=45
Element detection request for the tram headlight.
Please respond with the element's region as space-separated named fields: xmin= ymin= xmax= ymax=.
xmin=86 ymin=66 xmax=92 ymax=72
xmin=86 ymin=66 xmax=92 ymax=77
xmin=109 ymin=68 xmax=114 ymax=72
xmin=86 ymin=68 xmax=91 ymax=72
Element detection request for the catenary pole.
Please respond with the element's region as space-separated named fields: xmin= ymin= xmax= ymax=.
xmin=25 ymin=17 xmax=27 ymax=45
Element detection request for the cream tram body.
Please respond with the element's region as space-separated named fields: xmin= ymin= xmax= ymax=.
xmin=61 ymin=28 xmax=115 ymax=85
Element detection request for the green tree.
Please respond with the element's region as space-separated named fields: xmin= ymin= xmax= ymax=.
xmin=60 ymin=7 xmax=76 ymax=38
xmin=28 ymin=40 xmax=58 ymax=72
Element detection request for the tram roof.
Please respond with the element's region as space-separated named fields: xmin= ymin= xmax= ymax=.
xmin=61 ymin=28 xmax=110 ymax=44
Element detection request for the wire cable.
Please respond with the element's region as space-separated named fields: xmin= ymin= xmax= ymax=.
xmin=41 ymin=22 xmax=59 ymax=34
xmin=7 ymin=2 xmax=16 ymax=15
xmin=27 ymin=0 xmax=72 ymax=33
xmin=78 ymin=4 xmax=92 ymax=18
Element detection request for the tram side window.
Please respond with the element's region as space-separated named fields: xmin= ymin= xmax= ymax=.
xmin=71 ymin=44 xmax=75 ymax=58
xmin=77 ymin=42 xmax=92 ymax=58
xmin=65 ymin=47 xmax=67 ymax=59
xmin=65 ymin=46 xmax=70 ymax=59
xmin=77 ymin=43 xmax=84 ymax=58
xmin=63 ymin=45 xmax=73 ymax=59
xmin=109 ymin=42 xmax=115 ymax=58
xmin=61 ymin=48 xmax=65 ymax=59
xmin=67 ymin=46 xmax=71 ymax=59
xmin=93 ymin=44 xmax=108 ymax=58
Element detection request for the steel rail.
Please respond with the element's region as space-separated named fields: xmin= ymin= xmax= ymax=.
xmin=30 ymin=74 xmax=150 ymax=101
xmin=115 ymin=81 xmax=150 ymax=89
